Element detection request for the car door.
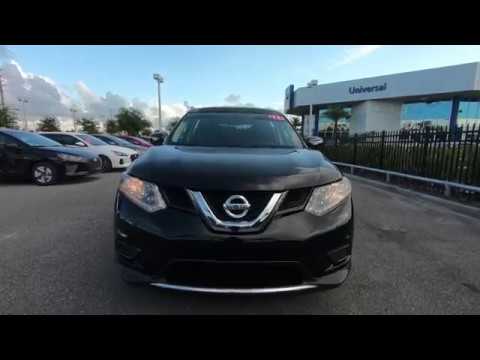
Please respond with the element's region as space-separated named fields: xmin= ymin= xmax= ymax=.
xmin=0 ymin=133 xmax=31 ymax=176
xmin=0 ymin=133 xmax=7 ymax=175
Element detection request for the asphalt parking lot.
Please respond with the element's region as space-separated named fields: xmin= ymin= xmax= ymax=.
xmin=0 ymin=172 xmax=479 ymax=314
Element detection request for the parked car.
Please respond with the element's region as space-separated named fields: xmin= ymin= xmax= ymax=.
xmin=115 ymin=107 xmax=354 ymax=293
xmin=40 ymin=132 xmax=138 ymax=172
xmin=0 ymin=128 xmax=101 ymax=185
xmin=91 ymin=134 xmax=147 ymax=155
xmin=117 ymin=135 xmax=153 ymax=148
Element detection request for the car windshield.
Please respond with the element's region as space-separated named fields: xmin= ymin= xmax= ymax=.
xmin=167 ymin=112 xmax=304 ymax=148
xmin=110 ymin=136 xmax=134 ymax=146
xmin=10 ymin=131 xmax=62 ymax=147
xmin=125 ymin=136 xmax=150 ymax=146
xmin=76 ymin=134 xmax=108 ymax=146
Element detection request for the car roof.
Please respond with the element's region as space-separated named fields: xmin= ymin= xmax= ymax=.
xmin=40 ymin=132 xmax=84 ymax=137
xmin=0 ymin=127 xmax=25 ymax=135
xmin=187 ymin=106 xmax=284 ymax=115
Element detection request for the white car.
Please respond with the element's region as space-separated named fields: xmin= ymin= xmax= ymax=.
xmin=40 ymin=132 xmax=139 ymax=172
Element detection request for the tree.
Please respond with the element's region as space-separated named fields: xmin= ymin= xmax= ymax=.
xmin=116 ymin=108 xmax=151 ymax=135
xmin=0 ymin=107 xmax=18 ymax=129
xmin=322 ymin=106 xmax=351 ymax=145
xmin=76 ymin=118 xmax=99 ymax=134
xmin=166 ymin=117 xmax=180 ymax=132
xmin=37 ymin=116 xmax=60 ymax=132
xmin=290 ymin=116 xmax=302 ymax=129
xmin=105 ymin=119 xmax=119 ymax=134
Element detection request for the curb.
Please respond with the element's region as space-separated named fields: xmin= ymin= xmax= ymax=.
xmin=346 ymin=173 xmax=480 ymax=219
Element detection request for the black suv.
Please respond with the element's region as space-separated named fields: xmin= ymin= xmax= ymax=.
xmin=114 ymin=107 xmax=354 ymax=293
xmin=0 ymin=128 xmax=101 ymax=185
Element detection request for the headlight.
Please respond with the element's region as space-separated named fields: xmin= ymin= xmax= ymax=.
xmin=305 ymin=177 xmax=351 ymax=217
xmin=118 ymin=174 xmax=166 ymax=213
xmin=57 ymin=153 xmax=88 ymax=163
xmin=113 ymin=150 xmax=129 ymax=157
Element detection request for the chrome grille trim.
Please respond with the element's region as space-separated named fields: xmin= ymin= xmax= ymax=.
xmin=150 ymin=282 xmax=317 ymax=294
xmin=186 ymin=190 xmax=286 ymax=233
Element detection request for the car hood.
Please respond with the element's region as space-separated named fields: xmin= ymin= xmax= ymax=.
xmin=38 ymin=146 xmax=98 ymax=159
xmin=128 ymin=145 xmax=342 ymax=191
xmin=126 ymin=144 xmax=146 ymax=153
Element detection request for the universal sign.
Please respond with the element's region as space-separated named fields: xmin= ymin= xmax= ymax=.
xmin=349 ymin=83 xmax=387 ymax=95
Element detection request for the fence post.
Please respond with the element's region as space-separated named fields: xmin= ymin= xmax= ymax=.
xmin=379 ymin=130 xmax=385 ymax=169
xmin=422 ymin=127 xmax=430 ymax=177
xmin=353 ymin=133 xmax=358 ymax=165
xmin=444 ymin=184 xmax=451 ymax=197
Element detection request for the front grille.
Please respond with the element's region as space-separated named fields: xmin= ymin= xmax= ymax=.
xmin=162 ymin=187 xmax=312 ymax=219
xmin=165 ymin=261 xmax=305 ymax=288
xmin=202 ymin=190 xmax=273 ymax=221
xmin=277 ymin=188 xmax=312 ymax=214
xmin=163 ymin=187 xmax=196 ymax=212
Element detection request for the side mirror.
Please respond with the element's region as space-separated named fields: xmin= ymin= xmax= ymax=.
xmin=307 ymin=136 xmax=324 ymax=148
xmin=151 ymin=136 xmax=164 ymax=145
xmin=75 ymin=141 xmax=87 ymax=147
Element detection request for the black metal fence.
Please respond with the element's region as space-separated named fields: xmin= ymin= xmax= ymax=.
xmin=320 ymin=125 xmax=480 ymax=186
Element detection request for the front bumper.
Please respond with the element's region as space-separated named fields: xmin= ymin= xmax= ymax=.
xmin=114 ymin=192 xmax=354 ymax=292
xmin=63 ymin=158 xmax=102 ymax=176
xmin=112 ymin=154 xmax=139 ymax=169
xmin=112 ymin=157 xmax=132 ymax=169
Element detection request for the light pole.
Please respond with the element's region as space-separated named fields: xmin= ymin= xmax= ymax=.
xmin=17 ymin=97 xmax=29 ymax=130
xmin=153 ymin=73 xmax=164 ymax=130
xmin=70 ymin=108 xmax=78 ymax=132
xmin=0 ymin=69 xmax=5 ymax=109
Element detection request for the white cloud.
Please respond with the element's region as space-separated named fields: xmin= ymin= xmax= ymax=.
xmin=330 ymin=45 xmax=383 ymax=69
xmin=0 ymin=50 xmax=188 ymax=131
xmin=224 ymin=94 xmax=254 ymax=107
xmin=225 ymin=94 xmax=241 ymax=104
xmin=1 ymin=60 xmax=71 ymax=122
xmin=74 ymin=81 xmax=128 ymax=118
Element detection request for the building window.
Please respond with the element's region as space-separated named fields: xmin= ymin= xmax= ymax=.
xmin=458 ymin=100 xmax=480 ymax=127
xmin=318 ymin=107 xmax=352 ymax=132
xmin=400 ymin=101 xmax=452 ymax=129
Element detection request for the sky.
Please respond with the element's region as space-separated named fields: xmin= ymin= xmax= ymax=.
xmin=1 ymin=45 xmax=480 ymax=130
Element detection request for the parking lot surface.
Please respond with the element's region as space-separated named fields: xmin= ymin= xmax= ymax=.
xmin=0 ymin=172 xmax=479 ymax=314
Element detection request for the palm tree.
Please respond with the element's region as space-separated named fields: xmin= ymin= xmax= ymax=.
xmin=0 ymin=107 xmax=18 ymax=129
xmin=291 ymin=117 xmax=301 ymax=128
xmin=322 ymin=105 xmax=351 ymax=145
xmin=37 ymin=116 xmax=61 ymax=132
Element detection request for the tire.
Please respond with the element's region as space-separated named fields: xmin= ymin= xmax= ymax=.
xmin=31 ymin=162 xmax=59 ymax=186
xmin=100 ymin=155 xmax=113 ymax=172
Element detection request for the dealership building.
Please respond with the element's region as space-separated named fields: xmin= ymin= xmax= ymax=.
xmin=284 ymin=62 xmax=480 ymax=136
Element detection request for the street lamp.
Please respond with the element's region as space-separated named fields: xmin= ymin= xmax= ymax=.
xmin=17 ymin=97 xmax=29 ymax=130
xmin=0 ymin=69 xmax=5 ymax=109
xmin=153 ymin=73 xmax=164 ymax=130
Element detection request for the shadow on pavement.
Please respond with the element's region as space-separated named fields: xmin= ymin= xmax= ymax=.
xmin=0 ymin=174 xmax=103 ymax=187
